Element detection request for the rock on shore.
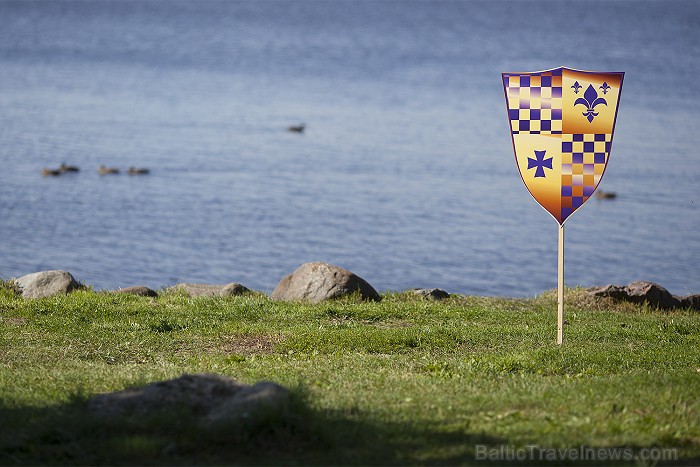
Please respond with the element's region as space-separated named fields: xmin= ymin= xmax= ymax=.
xmin=272 ymin=262 xmax=380 ymax=303
xmin=412 ymin=288 xmax=450 ymax=300
xmin=14 ymin=270 xmax=79 ymax=299
xmin=587 ymin=280 xmax=699 ymax=310
xmin=169 ymin=282 xmax=250 ymax=297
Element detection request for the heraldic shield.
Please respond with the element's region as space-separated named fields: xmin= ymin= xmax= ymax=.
xmin=502 ymin=67 xmax=624 ymax=224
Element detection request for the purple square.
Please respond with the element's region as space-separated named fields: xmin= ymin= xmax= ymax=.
xmin=572 ymin=196 xmax=584 ymax=208
xmin=573 ymin=153 xmax=583 ymax=163
xmin=552 ymin=68 xmax=562 ymax=76
xmin=541 ymin=75 xmax=552 ymax=87
xmin=595 ymin=134 xmax=606 ymax=141
xmin=509 ymin=109 xmax=519 ymax=120
xmin=584 ymin=141 xmax=594 ymax=152
xmin=584 ymin=186 xmax=595 ymax=197
xmin=552 ymin=87 xmax=562 ymax=98
xmin=562 ymin=141 xmax=572 ymax=152
xmin=541 ymin=120 xmax=551 ymax=131
xmin=561 ymin=207 xmax=573 ymax=220
xmin=519 ymin=120 xmax=530 ymax=131
xmin=562 ymin=186 xmax=572 ymax=196
xmin=551 ymin=108 xmax=562 ymax=120
xmin=573 ymin=134 xmax=583 ymax=141
xmin=594 ymin=153 xmax=605 ymax=164
xmin=520 ymin=75 xmax=530 ymax=87
xmin=530 ymin=109 xmax=540 ymax=120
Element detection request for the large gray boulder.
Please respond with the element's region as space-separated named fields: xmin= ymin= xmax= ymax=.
xmin=170 ymin=282 xmax=249 ymax=297
xmin=87 ymin=374 xmax=290 ymax=428
xmin=88 ymin=373 xmax=241 ymax=417
xmin=272 ymin=262 xmax=380 ymax=303
xmin=14 ymin=270 xmax=79 ymax=299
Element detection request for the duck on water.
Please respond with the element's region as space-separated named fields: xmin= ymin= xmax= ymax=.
xmin=42 ymin=163 xmax=81 ymax=176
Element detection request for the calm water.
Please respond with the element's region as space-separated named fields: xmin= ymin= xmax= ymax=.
xmin=1 ymin=1 xmax=698 ymax=297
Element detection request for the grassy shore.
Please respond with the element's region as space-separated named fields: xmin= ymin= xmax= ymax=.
xmin=0 ymin=282 xmax=698 ymax=465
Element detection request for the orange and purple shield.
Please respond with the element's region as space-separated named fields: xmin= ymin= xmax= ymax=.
xmin=502 ymin=67 xmax=624 ymax=224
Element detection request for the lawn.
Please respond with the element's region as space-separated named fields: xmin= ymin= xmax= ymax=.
xmin=0 ymin=283 xmax=698 ymax=465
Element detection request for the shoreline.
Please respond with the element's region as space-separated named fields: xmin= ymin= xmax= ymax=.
xmin=3 ymin=267 xmax=699 ymax=311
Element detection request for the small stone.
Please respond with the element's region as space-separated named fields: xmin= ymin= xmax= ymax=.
xmin=411 ymin=288 xmax=450 ymax=300
xmin=170 ymin=282 xmax=250 ymax=297
xmin=221 ymin=283 xmax=249 ymax=296
xmin=116 ymin=286 xmax=158 ymax=297
xmin=14 ymin=270 xmax=79 ymax=299
xmin=271 ymin=262 xmax=380 ymax=303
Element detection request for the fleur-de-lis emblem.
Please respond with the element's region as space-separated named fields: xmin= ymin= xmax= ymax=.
xmin=600 ymin=82 xmax=611 ymax=94
xmin=571 ymin=81 xmax=582 ymax=93
xmin=574 ymin=84 xmax=608 ymax=122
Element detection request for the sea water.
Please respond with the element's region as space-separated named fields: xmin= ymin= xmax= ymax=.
xmin=0 ymin=1 xmax=698 ymax=296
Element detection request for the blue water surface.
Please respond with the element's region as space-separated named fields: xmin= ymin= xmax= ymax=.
xmin=0 ymin=1 xmax=698 ymax=296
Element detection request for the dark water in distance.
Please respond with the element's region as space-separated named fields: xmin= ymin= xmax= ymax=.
xmin=1 ymin=1 xmax=698 ymax=297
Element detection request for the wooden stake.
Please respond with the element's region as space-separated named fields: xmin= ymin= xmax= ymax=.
xmin=557 ymin=223 xmax=564 ymax=345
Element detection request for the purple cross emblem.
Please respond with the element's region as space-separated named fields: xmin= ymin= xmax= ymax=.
xmin=528 ymin=150 xmax=553 ymax=178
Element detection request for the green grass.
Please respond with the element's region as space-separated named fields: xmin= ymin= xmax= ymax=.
xmin=0 ymin=282 xmax=698 ymax=465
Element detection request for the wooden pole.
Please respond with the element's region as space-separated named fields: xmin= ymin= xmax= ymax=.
xmin=557 ymin=223 xmax=564 ymax=345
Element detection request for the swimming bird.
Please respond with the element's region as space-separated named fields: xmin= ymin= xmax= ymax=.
xmin=98 ymin=165 xmax=120 ymax=175
xmin=595 ymin=191 xmax=617 ymax=199
xmin=59 ymin=163 xmax=80 ymax=173
xmin=41 ymin=168 xmax=61 ymax=177
xmin=128 ymin=167 xmax=150 ymax=175
xmin=287 ymin=123 xmax=305 ymax=133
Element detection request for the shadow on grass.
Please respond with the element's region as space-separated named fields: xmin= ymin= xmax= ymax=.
xmin=4 ymin=396 xmax=695 ymax=466
xmin=0 ymin=392 xmax=505 ymax=466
